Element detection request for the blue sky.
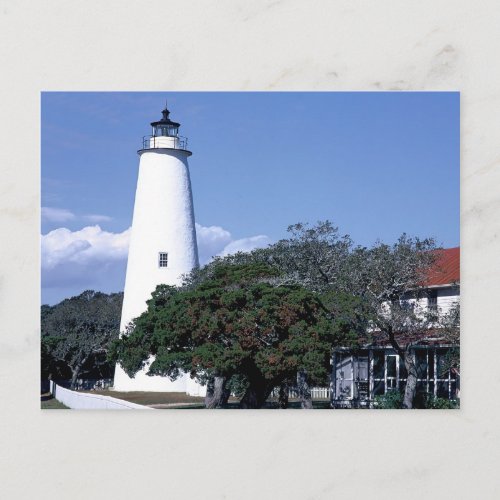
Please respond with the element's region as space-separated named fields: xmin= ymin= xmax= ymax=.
xmin=41 ymin=92 xmax=459 ymax=304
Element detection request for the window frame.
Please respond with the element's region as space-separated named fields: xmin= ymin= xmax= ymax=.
xmin=335 ymin=346 xmax=458 ymax=402
xmin=158 ymin=252 xmax=168 ymax=268
xmin=428 ymin=289 xmax=438 ymax=312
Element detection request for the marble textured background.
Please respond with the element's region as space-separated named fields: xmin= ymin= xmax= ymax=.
xmin=1 ymin=1 xmax=499 ymax=498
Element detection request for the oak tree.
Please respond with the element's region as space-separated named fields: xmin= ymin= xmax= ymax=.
xmin=41 ymin=290 xmax=122 ymax=389
xmin=251 ymin=222 xmax=445 ymax=409
xmin=112 ymin=263 xmax=358 ymax=408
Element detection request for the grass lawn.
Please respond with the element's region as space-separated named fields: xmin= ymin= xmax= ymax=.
xmin=41 ymin=396 xmax=69 ymax=409
xmin=82 ymin=390 xmax=207 ymax=408
xmin=266 ymin=399 xmax=331 ymax=409
xmin=81 ymin=390 xmax=331 ymax=409
xmin=159 ymin=399 xmax=332 ymax=409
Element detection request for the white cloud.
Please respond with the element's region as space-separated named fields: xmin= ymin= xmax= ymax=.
xmin=219 ymin=235 xmax=271 ymax=257
xmin=41 ymin=206 xmax=76 ymax=222
xmin=42 ymin=206 xmax=113 ymax=224
xmin=41 ymin=225 xmax=130 ymax=270
xmin=41 ymin=223 xmax=271 ymax=304
xmin=82 ymin=214 xmax=113 ymax=223
xmin=41 ymin=226 xmax=130 ymax=302
xmin=195 ymin=223 xmax=232 ymax=264
xmin=195 ymin=223 xmax=271 ymax=264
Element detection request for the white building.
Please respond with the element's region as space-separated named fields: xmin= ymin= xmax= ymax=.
xmin=113 ymin=104 xmax=205 ymax=396
xmin=331 ymin=247 xmax=460 ymax=407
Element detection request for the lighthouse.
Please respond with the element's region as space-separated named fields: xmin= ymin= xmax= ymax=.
xmin=113 ymin=103 xmax=203 ymax=394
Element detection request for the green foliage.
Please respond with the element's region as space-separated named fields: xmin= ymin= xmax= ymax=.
xmin=113 ymin=262 xmax=360 ymax=394
xmin=421 ymin=394 xmax=460 ymax=409
xmin=441 ymin=304 xmax=460 ymax=371
xmin=226 ymin=374 xmax=250 ymax=398
xmin=438 ymin=347 xmax=460 ymax=377
xmin=375 ymin=390 xmax=459 ymax=409
xmin=374 ymin=390 xmax=404 ymax=409
xmin=41 ymin=290 xmax=123 ymax=384
xmin=257 ymin=221 xmax=354 ymax=293
xmin=41 ymin=335 xmax=69 ymax=380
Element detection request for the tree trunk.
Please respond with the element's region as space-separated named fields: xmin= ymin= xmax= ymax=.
xmin=240 ymin=384 xmax=273 ymax=408
xmin=205 ymin=376 xmax=215 ymax=405
xmin=386 ymin=326 xmax=417 ymax=409
xmin=70 ymin=363 xmax=83 ymax=390
xmin=205 ymin=375 xmax=230 ymax=409
xmin=297 ymin=370 xmax=313 ymax=409
xmin=239 ymin=371 xmax=273 ymax=409
xmin=278 ymin=381 xmax=289 ymax=409
xmin=402 ymin=350 xmax=418 ymax=409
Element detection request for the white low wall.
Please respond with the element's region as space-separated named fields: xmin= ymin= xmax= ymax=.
xmin=50 ymin=381 xmax=154 ymax=410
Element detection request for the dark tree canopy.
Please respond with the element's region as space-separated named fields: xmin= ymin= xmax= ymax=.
xmin=112 ymin=262 xmax=360 ymax=408
xmin=41 ymin=290 xmax=123 ymax=388
xmin=247 ymin=223 xmax=452 ymax=408
xmin=184 ymin=222 xmax=450 ymax=408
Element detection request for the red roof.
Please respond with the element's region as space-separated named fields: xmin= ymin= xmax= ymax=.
xmin=424 ymin=247 xmax=460 ymax=286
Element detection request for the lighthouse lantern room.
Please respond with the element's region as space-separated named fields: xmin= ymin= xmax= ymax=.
xmin=141 ymin=103 xmax=188 ymax=151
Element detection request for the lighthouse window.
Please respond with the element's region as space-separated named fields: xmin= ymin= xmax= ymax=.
xmin=155 ymin=125 xmax=178 ymax=137
xmin=158 ymin=252 xmax=168 ymax=268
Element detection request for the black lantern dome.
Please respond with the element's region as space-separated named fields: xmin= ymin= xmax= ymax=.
xmin=150 ymin=104 xmax=180 ymax=137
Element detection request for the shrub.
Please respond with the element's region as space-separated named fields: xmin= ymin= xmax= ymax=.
xmin=374 ymin=390 xmax=403 ymax=409
xmin=424 ymin=395 xmax=460 ymax=409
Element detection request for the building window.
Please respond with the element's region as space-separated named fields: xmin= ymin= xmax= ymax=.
xmin=158 ymin=252 xmax=168 ymax=268
xmin=333 ymin=347 xmax=458 ymax=403
xmin=428 ymin=289 xmax=438 ymax=312
xmin=372 ymin=351 xmax=385 ymax=395
xmin=334 ymin=353 xmax=354 ymax=399
xmin=333 ymin=351 xmax=370 ymax=401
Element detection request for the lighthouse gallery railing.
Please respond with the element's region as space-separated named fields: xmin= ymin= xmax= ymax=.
xmin=141 ymin=135 xmax=189 ymax=151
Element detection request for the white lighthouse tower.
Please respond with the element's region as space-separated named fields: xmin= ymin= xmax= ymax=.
xmin=113 ymin=103 xmax=203 ymax=394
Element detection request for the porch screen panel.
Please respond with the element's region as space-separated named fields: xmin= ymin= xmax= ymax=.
xmin=415 ymin=349 xmax=429 ymax=394
xmin=335 ymin=354 xmax=353 ymax=399
xmin=386 ymin=355 xmax=397 ymax=390
xmin=436 ymin=348 xmax=458 ymax=399
xmin=354 ymin=355 xmax=369 ymax=400
xmin=356 ymin=355 xmax=369 ymax=380
xmin=372 ymin=351 xmax=385 ymax=395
